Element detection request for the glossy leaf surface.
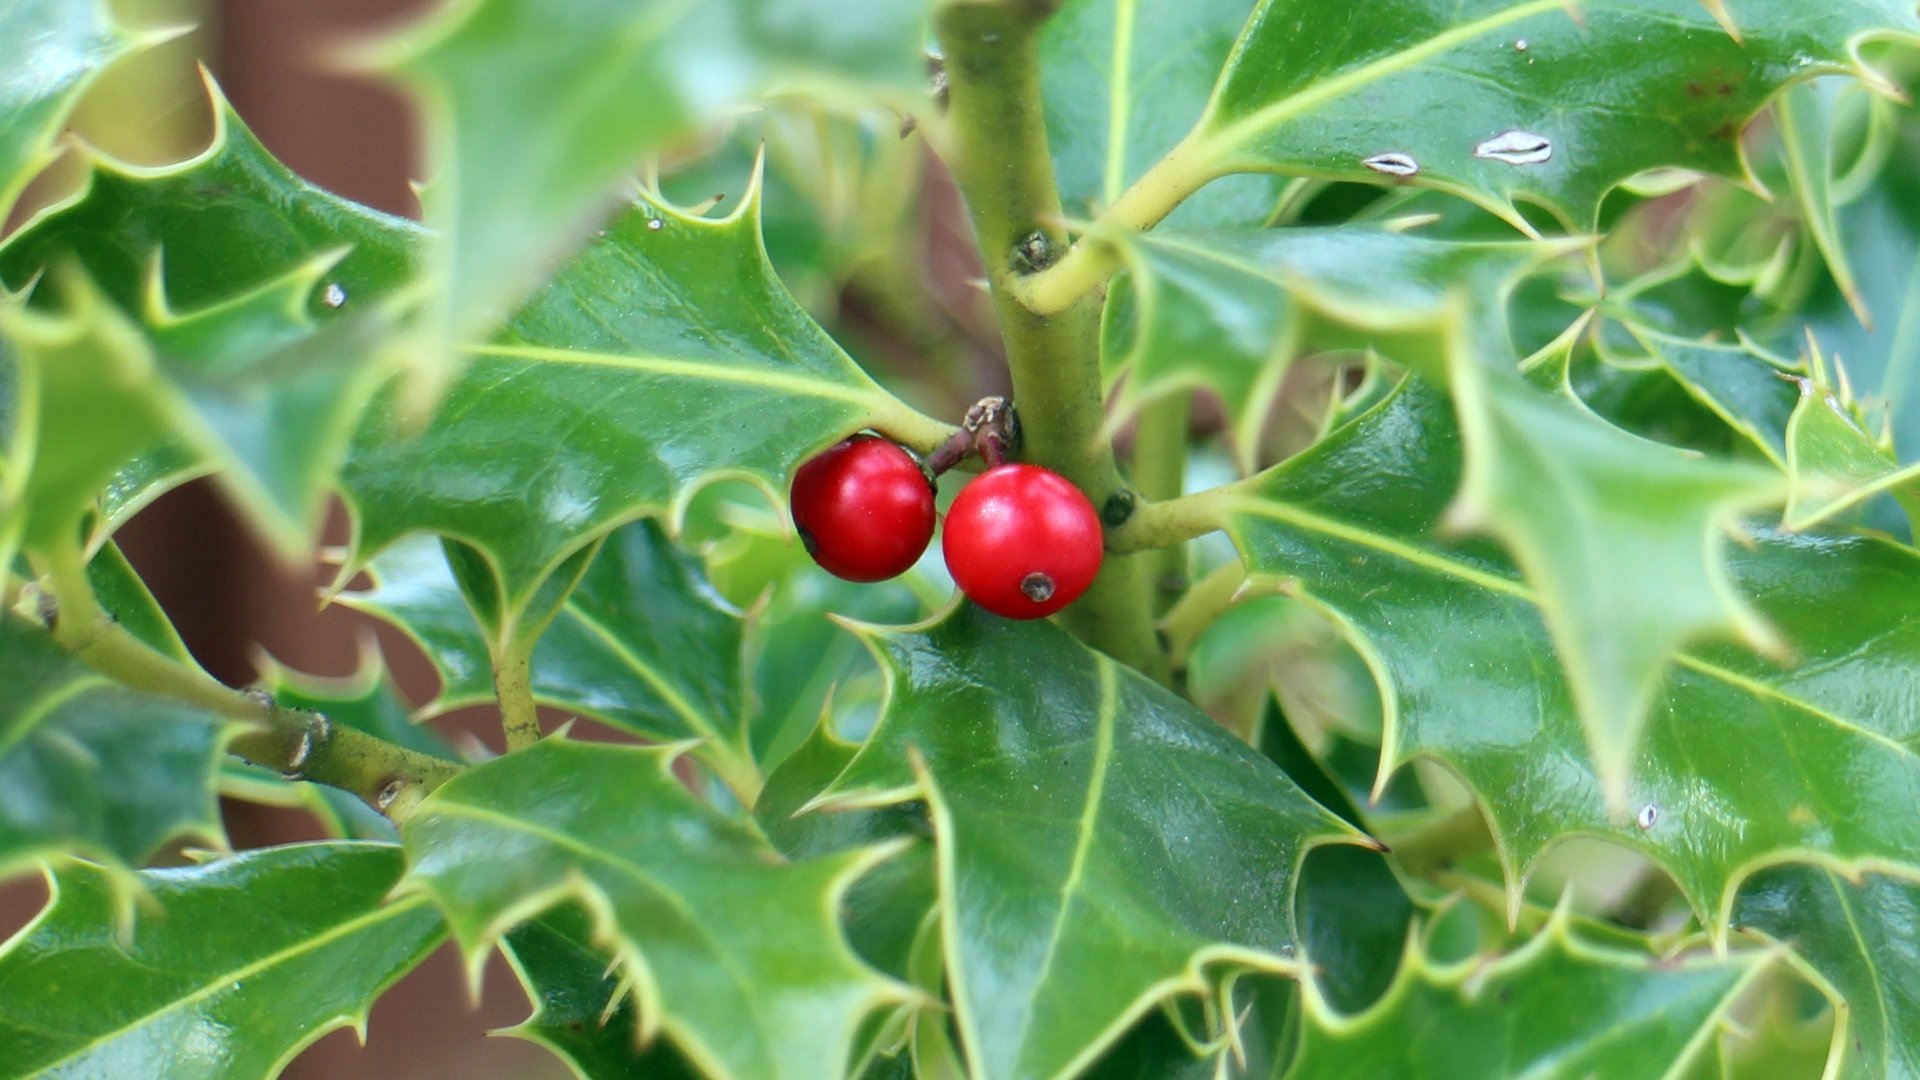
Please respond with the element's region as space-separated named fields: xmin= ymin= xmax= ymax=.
xmin=341 ymin=191 xmax=946 ymax=616
xmin=816 ymin=607 xmax=1359 ymax=1080
xmin=1190 ymin=0 xmax=1918 ymax=227
xmin=343 ymin=521 xmax=761 ymax=786
xmin=1216 ymin=379 xmax=1920 ymax=921
xmin=1040 ymin=0 xmax=1282 ymax=227
xmin=1450 ymin=350 xmax=1785 ymax=806
xmin=1283 ymin=915 xmax=1763 ymax=1079
xmin=1101 ymin=225 xmax=1546 ymax=462
xmin=1735 ymin=866 xmax=1920 ymax=1080
xmin=0 ymin=842 xmax=444 ymax=1079
xmin=402 ymin=738 xmax=912 ymax=1080
xmin=502 ymin=907 xmax=702 ymax=1080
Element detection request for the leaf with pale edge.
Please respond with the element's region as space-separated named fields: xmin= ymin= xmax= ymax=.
xmin=1100 ymin=225 xmax=1546 ymax=466
xmin=1283 ymin=911 xmax=1764 ymax=1079
xmin=1796 ymin=88 xmax=1920 ymax=463
xmin=0 ymin=842 xmax=445 ymax=1079
xmin=1184 ymin=0 xmax=1917 ymax=228
xmin=812 ymin=606 xmax=1361 ymax=1080
xmin=343 ymin=521 xmax=757 ymax=768
xmin=501 ymin=906 xmax=702 ymax=1080
xmin=0 ymin=0 xmax=143 ymax=212
xmin=0 ymin=92 xmax=422 ymax=556
xmin=1781 ymin=367 xmax=1920 ymax=530
xmin=1040 ymin=0 xmax=1283 ymax=228
xmin=1735 ymin=866 xmax=1920 ymax=1080
xmin=401 ymin=738 xmax=914 ymax=1080
xmin=1448 ymin=347 xmax=1785 ymax=807
xmin=340 ymin=189 xmax=947 ymax=620
xmin=0 ymin=616 xmax=227 ymax=881
xmin=377 ymin=0 xmax=932 ymax=357
xmin=1213 ymin=378 xmax=1920 ymax=929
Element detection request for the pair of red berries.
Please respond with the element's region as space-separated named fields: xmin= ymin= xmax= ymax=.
xmin=789 ymin=435 xmax=1103 ymax=619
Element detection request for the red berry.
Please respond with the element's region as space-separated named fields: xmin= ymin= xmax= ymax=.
xmin=790 ymin=435 xmax=936 ymax=582
xmin=942 ymin=464 xmax=1103 ymax=620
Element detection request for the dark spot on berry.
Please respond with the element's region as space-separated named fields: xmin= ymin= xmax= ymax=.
xmin=1021 ymin=572 xmax=1056 ymax=602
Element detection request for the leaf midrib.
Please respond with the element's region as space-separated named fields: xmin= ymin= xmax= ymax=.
xmin=417 ymin=797 xmax=804 ymax=1075
xmin=554 ymin=600 xmax=728 ymax=746
xmin=1226 ymin=495 xmax=1920 ymax=764
xmin=21 ymin=890 xmax=432 ymax=1076
xmin=466 ymin=343 xmax=883 ymax=407
xmin=1196 ymin=0 xmax=1567 ymax=162
xmin=1003 ymin=658 xmax=1121 ymax=1067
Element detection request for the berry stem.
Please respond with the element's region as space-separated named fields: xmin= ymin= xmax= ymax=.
xmin=937 ymin=1 xmax=1166 ymax=680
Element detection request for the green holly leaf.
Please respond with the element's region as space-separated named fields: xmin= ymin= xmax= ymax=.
xmin=0 ymin=93 xmax=423 ymax=557
xmin=745 ymin=566 xmax=926 ymax=770
xmin=1101 ymin=225 xmax=1550 ymax=466
xmin=1282 ymin=911 xmax=1765 ymax=1079
xmin=0 ymin=615 xmax=227 ymax=882
xmin=1040 ymin=0 xmax=1286 ymax=228
xmin=1171 ymin=0 xmax=1917 ymax=230
xmin=332 ymin=536 xmax=496 ymax=710
xmin=0 ymin=842 xmax=445 ymax=1079
xmin=1735 ymin=866 xmax=1920 ymax=1080
xmin=1210 ymin=378 xmax=1920 ymax=925
xmin=1779 ymin=78 xmax=1871 ymax=327
xmin=1448 ymin=345 xmax=1786 ymax=809
xmin=1080 ymin=980 xmax=1296 ymax=1080
xmin=401 ymin=737 xmax=916 ymax=1080
xmin=1630 ymin=329 xmax=1803 ymax=467
xmin=343 ymin=520 xmax=764 ymax=791
xmin=501 ymin=906 xmax=703 ymax=1080
xmin=340 ymin=189 xmax=950 ymax=631
xmin=1782 ymin=365 xmax=1920 ymax=529
xmin=1786 ymin=82 xmax=1920 ymax=461
xmin=0 ymin=0 xmax=149 ymax=213
xmin=811 ymin=606 xmax=1362 ymax=1080
xmin=0 ymin=280 xmax=176 ymax=552
xmin=375 ymin=0 xmax=934 ymax=362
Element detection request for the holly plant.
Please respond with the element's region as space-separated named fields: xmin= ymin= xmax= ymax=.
xmin=6 ymin=0 xmax=1920 ymax=1077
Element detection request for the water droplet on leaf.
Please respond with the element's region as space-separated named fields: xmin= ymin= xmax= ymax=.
xmin=1636 ymin=804 xmax=1659 ymax=830
xmin=321 ymin=282 xmax=347 ymax=308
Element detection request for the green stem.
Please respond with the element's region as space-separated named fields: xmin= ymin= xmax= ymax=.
xmin=493 ymin=642 xmax=543 ymax=752
xmin=1104 ymin=486 xmax=1232 ymax=554
xmin=1130 ymin=392 xmax=1192 ymax=615
xmin=938 ymin=0 xmax=1165 ymax=679
xmin=37 ymin=543 xmax=460 ymax=819
xmin=1007 ymin=130 xmax=1218 ymax=315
